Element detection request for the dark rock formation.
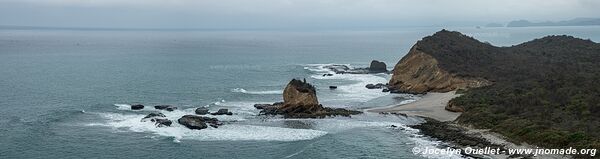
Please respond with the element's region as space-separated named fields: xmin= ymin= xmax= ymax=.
xmin=142 ymin=112 xmax=166 ymax=119
xmin=365 ymin=83 xmax=387 ymax=89
xmin=254 ymin=102 xmax=283 ymax=109
xmin=254 ymin=102 xmax=283 ymax=115
xmin=131 ymin=104 xmax=144 ymax=110
xmin=141 ymin=113 xmax=171 ymax=127
xmin=323 ymin=65 xmax=351 ymax=74
xmin=151 ymin=118 xmax=172 ymax=127
xmin=368 ymin=60 xmax=387 ymax=73
xmin=177 ymin=115 xmax=221 ymax=130
xmin=154 ymin=105 xmax=177 ymax=111
xmin=323 ymin=61 xmax=389 ymax=74
xmin=195 ymin=108 xmax=210 ymax=115
xmin=210 ymin=109 xmax=233 ymax=115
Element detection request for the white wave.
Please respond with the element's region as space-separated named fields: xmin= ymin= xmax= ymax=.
xmin=408 ymin=133 xmax=465 ymax=159
xmin=303 ymin=63 xmax=390 ymax=104
xmin=303 ymin=63 xmax=351 ymax=74
xmin=231 ymin=88 xmax=282 ymax=95
xmin=114 ymin=104 xmax=131 ymax=110
xmin=89 ymin=112 xmax=327 ymax=142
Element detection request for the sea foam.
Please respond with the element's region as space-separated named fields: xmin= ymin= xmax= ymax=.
xmin=89 ymin=112 xmax=327 ymax=142
xmin=231 ymin=88 xmax=282 ymax=95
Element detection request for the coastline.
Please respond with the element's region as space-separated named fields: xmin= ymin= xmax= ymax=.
xmin=368 ymin=92 xmax=571 ymax=159
xmin=367 ymin=91 xmax=461 ymax=122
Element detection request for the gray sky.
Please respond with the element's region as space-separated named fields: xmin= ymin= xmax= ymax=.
xmin=1 ymin=0 xmax=599 ymax=29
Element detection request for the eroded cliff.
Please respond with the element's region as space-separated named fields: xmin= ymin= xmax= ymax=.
xmin=388 ymin=46 xmax=491 ymax=94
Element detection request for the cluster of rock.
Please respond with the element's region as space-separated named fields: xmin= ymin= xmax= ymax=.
xmin=130 ymin=104 xmax=178 ymax=111
xmin=253 ymin=79 xmax=362 ymax=118
xmin=195 ymin=108 xmax=233 ymax=115
xmin=178 ymin=115 xmax=221 ymax=129
xmin=322 ymin=60 xmax=389 ymax=75
xmin=130 ymin=104 xmax=232 ymax=130
xmin=141 ymin=112 xmax=172 ymax=127
xmin=365 ymin=83 xmax=387 ymax=89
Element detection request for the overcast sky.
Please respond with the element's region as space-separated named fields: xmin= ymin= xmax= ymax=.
xmin=1 ymin=0 xmax=599 ymax=29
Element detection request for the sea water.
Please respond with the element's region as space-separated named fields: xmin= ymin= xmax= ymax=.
xmin=1 ymin=26 xmax=599 ymax=159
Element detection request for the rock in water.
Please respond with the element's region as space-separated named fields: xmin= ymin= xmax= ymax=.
xmin=131 ymin=104 xmax=144 ymax=110
xmin=141 ymin=112 xmax=171 ymax=127
xmin=177 ymin=115 xmax=221 ymax=130
xmin=142 ymin=113 xmax=166 ymax=120
xmin=154 ymin=105 xmax=177 ymax=111
xmin=210 ymin=109 xmax=233 ymax=115
xmin=260 ymin=79 xmax=363 ymax=118
xmin=368 ymin=60 xmax=387 ymax=73
xmin=365 ymin=83 xmax=387 ymax=89
xmin=151 ymin=118 xmax=172 ymax=127
xmin=195 ymin=108 xmax=210 ymax=115
xmin=278 ymin=79 xmax=323 ymax=114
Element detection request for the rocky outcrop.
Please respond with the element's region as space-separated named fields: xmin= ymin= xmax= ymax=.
xmin=195 ymin=108 xmax=210 ymax=115
xmin=368 ymin=60 xmax=387 ymax=73
xmin=178 ymin=115 xmax=221 ymax=130
xmin=142 ymin=112 xmax=166 ymax=119
xmin=154 ymin=105 xmax=177 ymax=111
xmin=388 ymin=46 xmax=491 ymax=94
xmin=151 ymin=118 xmax=172 ymax=127
xmin=365 ymin=83 xmax=387 ymax=89
xmin=254 ymin=79 xmax=362 ymax=118
xmin=141 ymin=113 xmax=172 ymax=127
xmin=131 ymin=104 xmax=144 ymax=110
xmin=445 ymin=100 xmax=465 ymax=112
xmin=211 ymin=109 xmax=233 ymax=115
xmin=278 ymin=79 xmax=323 ymax=115
xmin=323 ymin=60 xmax=389 ymax=74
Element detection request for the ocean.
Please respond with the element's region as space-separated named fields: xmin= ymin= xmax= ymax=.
xmin=1 ymin=26 xmax=599 ymax=159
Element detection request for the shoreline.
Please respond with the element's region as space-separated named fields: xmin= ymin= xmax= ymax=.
xmin=368 ymin=91 xmax=570 ymax=159
xmin=367 ymin=91 xmax=461 ymax=122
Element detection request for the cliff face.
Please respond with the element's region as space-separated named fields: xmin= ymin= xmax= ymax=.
xmin=389 ymin=45 xmax=491 ymax=94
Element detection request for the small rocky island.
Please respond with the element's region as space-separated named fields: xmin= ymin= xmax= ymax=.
xmin=254 ymin=79 xmax=362 ymax=118
xmin=323 ymin=60 xmax=389 ymax=74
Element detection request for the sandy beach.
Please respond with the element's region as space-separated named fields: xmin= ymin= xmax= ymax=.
xmin=368 ymin=91 xmax=461 ymax=121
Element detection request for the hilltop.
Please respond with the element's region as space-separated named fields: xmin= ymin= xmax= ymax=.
xmin=389 ymin=30 xmax=600 ymax=151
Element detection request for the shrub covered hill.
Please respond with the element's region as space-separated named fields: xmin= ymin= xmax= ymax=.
xmin=389 ymin=30 xmax=600 ymax=150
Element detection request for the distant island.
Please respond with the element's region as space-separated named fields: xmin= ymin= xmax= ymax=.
xmin=506 ymin=17 xmax=600 ymax=27
xmin=386 ymin=30 xmax=599 ymax=157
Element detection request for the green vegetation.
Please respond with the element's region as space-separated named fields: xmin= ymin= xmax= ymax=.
xmin=418 ymin=30 xmax=600 ymax=150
